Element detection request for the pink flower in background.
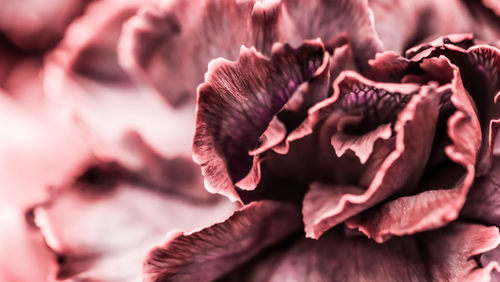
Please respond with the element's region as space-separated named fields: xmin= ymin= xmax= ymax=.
xmin=0 ymin=0 xmax=499 ymax=281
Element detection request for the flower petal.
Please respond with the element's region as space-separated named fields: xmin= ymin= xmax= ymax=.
xmin=281 ymin=0 xmax=383 ymax=69
xmin=44 ymin=0 xmax=196 ymax=170
xmin=221 ymin=223 xmax=500 ymax=282
xmin=143 ymin=200 xmax=301 ymax=282
xmin=45 ymin=0 xmax=151 ymax=85
xmin=0 ymin=0 xmax=87 ymax=50
xmin=193 ymin=40 xmax=327 ymax=202
xmin=461 ymin=156 xmax=500 ymax=226
xmin=345 ymin=61 xmax=482 ymax=242
xmin=303 ymin=73 xmax=440 ymax=239
xmin=408 ymin=39 xmax=500 ymax=174
xmin=119 ymin=0 xmax=284 ymax=106
xmin=119 ymin=0 xmax=382 ymax=105
xmin=32 ymin=162 xmax=236 ymax=281
xmin=482 ymin=0 xmax=500 ymax=16
xmin=369 ymin=1 xmax=481 ymax=54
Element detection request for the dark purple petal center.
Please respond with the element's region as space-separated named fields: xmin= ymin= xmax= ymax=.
xmin=335 ymin=82 xmax=414 ymax=135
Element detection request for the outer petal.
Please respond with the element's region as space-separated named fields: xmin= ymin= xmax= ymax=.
xmin=193 ymin=41 xmax=327 ymax=202
xmin=0 ymin=92 xmax=89 ymax=282
xmin=221 ymin=223 xmax=500 ymax=282
xmin=281 ymin=0 xmax=383 ymax=69
xmin=462 ymin=156 xmax=500 ymax=226
xmin=32 ymin=163 xmax=236 ymax=282
xmin=369 ymin=1 xmax=481 ymax=54
xmin=0 ymin=0 xmax=87 ymax=50
xmin=119 ymin=0 xmax=382 ymax=104
xmin=461 ymin=0 xmax=500 ymax=43
xmin=143 ymin=200 xmax=301 ymax=282
xmin=302 ymin=72 xmax=439 ymax=239
xmin=408 ymin=38 xmax=500 ymax=174
xmin=43 ymin=0 xmax=195 ymax=170
xmin=345 ymin=61 xmax=482 ymax=242
xmin=118 ymin=0 xmax=283 ymax=106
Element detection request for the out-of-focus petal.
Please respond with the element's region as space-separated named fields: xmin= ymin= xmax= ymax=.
xmin=32 ymin=163 xmax=236 ymax=282
xmin=368 ymin=0 xmax=481 ymax=54
xmin=0 ymin=90 xmax=88 ymax=282
xmin=119 ymin=0 xmax=284 ymax=106
xmin=221 ymin=223 xmax=500 ymax=281
xmin=302 ymin=73 xmax=440 ymax=239
xmin=143 ymin=200 xmax=301 ymax=282
xmin=119 ymin=0 xmax=382 ymax=105
xmin=482 ymin=0 xmax=500 ymax=16
xmin=193 ymin=40 xmax=327 ymax=202
xmin=461 ymin=0 xmax=500 ymax=43
xmin=0 ymin=0 xmax=87 ymax=50
xmin=43 ymin=0 xmax=195 ymax=170
xmin=345 ymin=62 xmax=482 ymax=242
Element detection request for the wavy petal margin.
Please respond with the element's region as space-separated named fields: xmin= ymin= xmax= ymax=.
xmin=193 ymin=40 xmax=328 ymax=202
xmin=118 ymin=0 xmax=382 ymax=105
xmin=302 ymin=71 xmax=439 ymax=239
xmin=407 ymin=36 xmax=500 ymax=174
xmin=345 ymin=59 xmax=482 ymax=242
xmin=143 ymin=200 xmax=301 ymax=282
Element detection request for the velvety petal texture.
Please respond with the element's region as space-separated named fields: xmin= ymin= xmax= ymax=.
xmin=303 ymin=71 xmax=439 ymax=239
xmin=193 ymin=40 xmax=328 ymax=202
xmin=345 ymin=63 xmax=483 ymax=242
xmin=407 ymin=36 xmax=500 ymax=174
xmin=221 ymin=224 xmax=500 ymax=282
xmin=143 ymin=200 xmax=301 ymax=282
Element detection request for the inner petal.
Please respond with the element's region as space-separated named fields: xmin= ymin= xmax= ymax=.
xmin=335 ymin=81 xmax=414 ymax=134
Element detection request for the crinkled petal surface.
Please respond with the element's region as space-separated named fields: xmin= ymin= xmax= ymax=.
xmin=408 ymin=37 xmax=500 ymax=174
xmin=345 ymin=62 xmax=482 ymax=242
xmin=143 ymin=200 xmax=301 ymax=282
xmin=302 ymin=71 xmax=439 ymax=239
xmin=193 ymin=40 xmax=327 ymax=202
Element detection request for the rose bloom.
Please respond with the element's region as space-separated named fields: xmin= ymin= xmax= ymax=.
xmin=0 ymin=0 xmax=499 ymax=282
